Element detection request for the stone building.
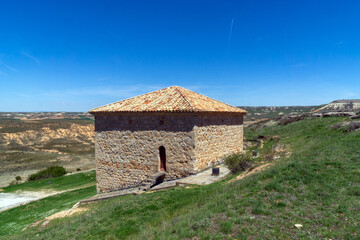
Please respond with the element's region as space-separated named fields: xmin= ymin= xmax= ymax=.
xmin=89 ymin=86 xmax=247 ymax=193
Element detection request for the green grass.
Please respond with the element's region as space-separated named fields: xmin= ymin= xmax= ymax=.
xmin=3 ymin=170 xmax=96 ymax=193
xmin=0 ymin=171 xmax=96 ymax=237
xmin=0 ymin=186 xmax=96 ymax=236
xmin=5 ymin=117 xmax=360 ymax=239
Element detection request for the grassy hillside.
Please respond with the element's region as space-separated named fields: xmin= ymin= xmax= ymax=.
xmin=0 ymin=186 xmax=96 ymax=236
xmin=0 ymin=171 xmax=96 ymax=236
xmin=5 ymin=117 xmax=360 ymax=239
xmin=3 ymin=170 xmax=95 ymax=193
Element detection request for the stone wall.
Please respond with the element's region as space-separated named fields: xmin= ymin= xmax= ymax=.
xmin=194 ymin=115 xmax=244 ymax=171
xmin=94 ymin=113 xmax=196 ymax=193
xmin=93 ymin=113 xmax=244 ymax=193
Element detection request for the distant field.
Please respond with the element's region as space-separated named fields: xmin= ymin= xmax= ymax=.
xmin=239 ymin=105 xmax=323 ymax=121
xmin=0 ymin=112 xmax=93 ymax=121
xmin=0 ymin=113 xmax=95 ymax=187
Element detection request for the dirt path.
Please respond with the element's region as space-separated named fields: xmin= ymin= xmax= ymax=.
xmin=228 ymin=162 xmax=273 ymax=183
xmin=0 ymin=182 xmax=95 ymax=213
xmin=24 ymin=204 xmax=89 ymax=230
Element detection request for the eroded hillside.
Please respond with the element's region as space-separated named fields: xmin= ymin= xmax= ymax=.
xmin=0 ymin=116 xmax=95 ymax=187
xmin=1 ymin=123 xmax=94 ymax=153
xmin=314 ymin=99 xmax=360 ymax=113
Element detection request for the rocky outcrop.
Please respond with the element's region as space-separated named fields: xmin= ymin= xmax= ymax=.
xmin=0 ymin=124 xmax=94 ymax=152
xmin=314 ymin=99 xmax=360 ymax=113
xmin=350 ymin=113 xmax=360 ymax=119
xmin=246 ymin=100 xmax=360 ymax=130
xmin=322 ymin=112 xmax=357 ymax=117
xmin=312 ymin=99 xmax=360 ymax=119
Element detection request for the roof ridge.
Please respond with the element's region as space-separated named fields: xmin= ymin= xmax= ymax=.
xmin=202 ymin=93 xmax=243 ymax=110
xmin=90 ymin=87 xmax=170 ymax=112
xmin=89 ymin=85 xmax=247 ymax=114
xmin=176 ymin=86 xmax=241 ymax=112
xmin=173 ymin=86 xmax=197 ymax=111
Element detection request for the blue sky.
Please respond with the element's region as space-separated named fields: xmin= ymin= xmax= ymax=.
xmin=1 ymin=0 xmax=360 ymax=111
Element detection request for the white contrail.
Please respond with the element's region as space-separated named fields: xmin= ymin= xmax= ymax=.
xmin=228 ymin=19 xmax=234 ymax=46
xmin=21 ymin=51 xmax=40 ymax=64
xmin=0 ymin=62 xmax=17 ymax=72
xmin=226 ymin=18 xmax=234 ymax=57
xmin=223 ymin=18 xmax=234 ymax=78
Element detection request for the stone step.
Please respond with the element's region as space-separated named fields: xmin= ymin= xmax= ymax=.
xmin=141 ymin=182 xmax=152 ymax=186
xmin=139 ymin=171 xmax=166 ymax=191
xmin=139 ymin=185 xmax=151 ymax=191
xmin=150 ymin=171 xmax=166 ymax=178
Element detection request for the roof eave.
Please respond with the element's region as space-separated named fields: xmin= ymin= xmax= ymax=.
xmin=89 ymin=110 xmax=247 ymax=115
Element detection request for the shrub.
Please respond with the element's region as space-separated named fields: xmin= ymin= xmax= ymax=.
xmin=224 ymin=153 xmax=252 ymax=174
xmin=277 ymin=113 xmax=308 ymax=125
xmin=275 ymin=201 xmax=287 ymax=208
xmin=15 ymin=176 xmax=22 ymax=181
xmin=331 ymin=121 xmax=360 ymax=132
xmin=28 ymin=166 xmax=67 ymax=181
xmin=76 ymin=168 xmax=81 ymax=171
xmin=347 ymin=121 xmax=360 ymax=131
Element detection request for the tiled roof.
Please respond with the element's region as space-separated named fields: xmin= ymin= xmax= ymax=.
xmin=89 ymin=86 xmax=247 ymax=114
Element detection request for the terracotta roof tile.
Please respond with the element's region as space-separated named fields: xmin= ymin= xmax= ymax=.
xmin=89 ymin=86 xmax=247 ymax=114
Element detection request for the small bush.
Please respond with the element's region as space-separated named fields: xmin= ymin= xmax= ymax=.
xmin=275 ymin=201 xmax=286 ymax=208
xmin=76 ymin=168 xmax=81 ymax=171
xmin=347 ymin=121 xmax=360 ymax=131
xmin=224 ymin=153 xmax=252 ymax=174
xmin=15 ymin=176 xmax=22 ymax=181
xmin=331 ymin=121 xmax=360 ymax=132
xmin=277 ymin=113 xmax=308 ymax=125
xmin=28 ymin=166 xmax=67 ymax=181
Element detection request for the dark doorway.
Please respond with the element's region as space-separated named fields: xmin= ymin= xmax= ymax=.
xmin=159 ymin=146 xmax=166 ymax=171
